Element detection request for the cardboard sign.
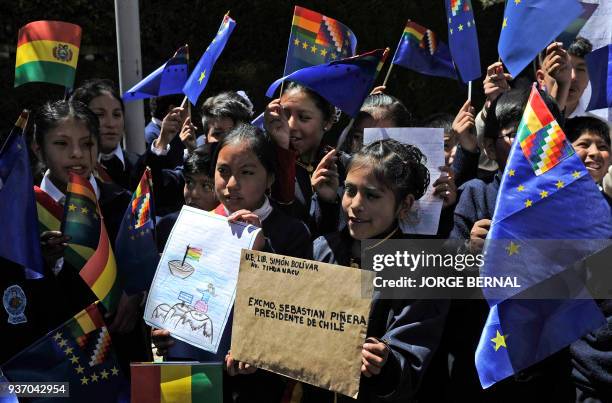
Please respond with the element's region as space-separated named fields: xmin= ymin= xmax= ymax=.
xmin=231 ymin=250 xmax=374 ymax=398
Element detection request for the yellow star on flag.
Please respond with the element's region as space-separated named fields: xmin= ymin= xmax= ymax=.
xmin=525 ymin=199 xmax=533 ymax=208
xmin=81 ymin=376 xmax=89 ymax=385
xmin=515 ymin=0 xmax=521 ymax=4
xmin=198 ymin=70 xmax=206 ymax=84
xmin=75 ymin=365 xmax=84 ymax=374
xmin=53 ymin=332 xmax=62 ymax=341
xmin=491 ymin=330 xmax=508 ymax=351
xmin=80 ymin=207 xmax=88 ymax=214
xmin=331 ymin=53 xmax=337 ymax=60
xmin=508 ymin=169 xmax=515 ymax=177
xmin=556 ymin=180 xmax=564 ymax=189
xmin=70 ymin=355 xmax=79 ymax=364
xmin=320 ymin=48 xmax=327 ymax=57
xmin=111 ymin=366 xmax=119 ymax=376
xmin=58 ymin=339 xmax=67 ymax=347
xmin=100 ymin=369 xmax=109 ymax=379
xmin=68 ymin=204 xmax=77 ymax=212
xmin=294 ymin=38 xmax=300 ymax=46
xmin=91 ymin=373 xmax=99 ymax=382
xmin=450 ymin=28 xmax=453 ymax=35
xmin=302 ymin=42 xmax=309 ymax=49
xmin=506 ymin=241 xmax=520 ymax=256
xmin=448 ymin=17 xmax=452 ymax=23
xmin=517 ymin=184 xmax=525 ymax=192
xmin=503 ymin=18 xmax=508 ymax=28
xmin=458 ymin=24 xmax=464 ymax=31
xmin=310 ymin=45 xmax=317 ymax=53
xmin=64 ymin=346 xmax=74 ymax=355
xmin=572 ymin=171 xmax=581 ymax=179
xmin=540 ymin=190 xmax=549 ymax=198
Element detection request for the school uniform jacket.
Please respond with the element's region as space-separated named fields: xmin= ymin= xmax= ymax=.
xmin=99 ymin=148 xmax=145 ymax=191
xmin=311 ymin=229 xmax=449 ymax=403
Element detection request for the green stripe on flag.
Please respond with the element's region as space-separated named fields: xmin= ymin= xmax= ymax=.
xmin=14 ymin=60 xmax=76 ymax=88
xmin=192 ymin=364 xmax=223 ymax=402
xmin=101 ymin=280 xmax=120 ymax=313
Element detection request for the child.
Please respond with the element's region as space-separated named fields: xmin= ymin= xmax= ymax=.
xmin=32 ymin=99 xmax=151 ymax=374
xmin=565 ymin=116 xmax=611 ymax=188
xmin=71 ymin=78 xmax=143 ymax=190
xmin=310 ymin=139 xmax=449 ymax=402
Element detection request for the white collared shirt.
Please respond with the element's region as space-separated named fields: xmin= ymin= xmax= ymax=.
xmin=40 ymin=170 xmax=100 ymax=204
xmin=98 ymin=144 xmax=125 ymax=169
xmin=222 ymin=196 xmax=273 ymax=222
xmin=151 ymin=117 xmax=163 ymax=127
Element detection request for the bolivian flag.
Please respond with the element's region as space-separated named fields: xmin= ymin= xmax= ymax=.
xmin=15 ymin=20 xmax=81 ymax=88
xmin=131 ymin=362 xmax=222 ymax=403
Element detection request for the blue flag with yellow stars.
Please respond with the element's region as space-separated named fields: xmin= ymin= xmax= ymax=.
xmin=498 ymin=0 xmax=582 ymax=78
xmin=474 ymin=85 xmax=611 ymax=388
xmin=586 ymin=44 xmax=612 ymax=112
xmin=0 ymin=110 xmax=45 ymax=279
xmin=444 ymin=0 xmax=481 ymax=82
xmin=1 ymin=302 xmax=129 ymax=402
xmin=266 ymin=49 xmax=386 ymax=118
xmin=183 ymin=14 xmax=236 ymax=105
xmin=114 ymin=168 xmax=159 ymax=295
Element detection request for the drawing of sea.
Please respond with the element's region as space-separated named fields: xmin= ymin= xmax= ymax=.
xmin=144 ymin=206 xmax=260 ymax=353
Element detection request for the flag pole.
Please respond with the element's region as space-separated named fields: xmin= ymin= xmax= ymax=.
xmin=382 ymin=63 xmax=394 ymax=87
xmin=336 ymin=118 xmax=355 ymax=150
xmin=185 ymin=43 xmax=191 ymax=120
xmin=181 ymin=244 xmax=190 ymax=266
xmin=468 ymin=81 xmax=472 ymax=103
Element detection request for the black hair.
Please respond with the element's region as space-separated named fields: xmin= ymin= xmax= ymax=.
xmin=70 ymin=78 xmax=125 ymax=111
xmin=213 ymin=123 xmax=277 ymax=176
xmin=349 ymin=139 xmax=430 ymax=204
xmin=565 ymin=116 xmax=611 ymax=146
xmin=34 ymin=100 xmax=100 ymax=149
xmin=568 ymin=37 xmax=593 ymax=59
xmin=150 ymin=95 xmax=185 ymax=120
xmin=200 ymin=91 xmax=253 ymax=133
xmin=484 ymin=86 xmax=563 ymax=140
xmin=283 ymin=82 xmax=335 ymax=123
xmin=422 ymin=113 xmax=454 ymax=134
xmin=184 ymin=143 xmax=216 ymax=177
xmin=361 ymin=93 xmax=414 ymax=127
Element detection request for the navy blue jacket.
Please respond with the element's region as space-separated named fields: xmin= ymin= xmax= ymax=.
xmin=144 ymin=120 xmax=186 ymax=170
xmin=310 ymin=229 xmax=449 ymax=402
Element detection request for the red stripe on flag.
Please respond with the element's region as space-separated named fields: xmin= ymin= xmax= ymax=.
xmin=131 ymin=364 xmax=161 ymax=403
xmin=33 ymin=186 xmax=64 ymax=220
xmin=84 ymin=302 xmax=105 ymax=328
xmin=294 ymin=6 xmax=323 ymax=25
xmin=17 ymin=20 xmax=81 ymax=47
xmin=80 ymin=217 xmax=111 ymax=287
xmin=529 ymin=87 xmax=555 ymax=127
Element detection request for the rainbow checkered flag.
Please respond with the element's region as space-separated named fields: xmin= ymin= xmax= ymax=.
xmin=283 ymin=6 xmax=357 ymax=75
xmin=2 ymin=302 xmax=128 ymax=402
xmin=474 ymin=85 xmax=611 ymax=387
xmin=115 ymin=167 xmax=159 ymax=294
xmin=61 ymin=173 xmax=120 ymax=311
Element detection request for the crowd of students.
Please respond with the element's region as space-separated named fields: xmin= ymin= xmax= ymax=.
xmin=2 ymin=35 xmax=611 ymax=402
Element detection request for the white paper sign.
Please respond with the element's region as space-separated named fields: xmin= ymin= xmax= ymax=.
xmin=364 ymin=127 xmax=445 ymax=235
xmin=144 ymin=206 xmax=261 ymax=353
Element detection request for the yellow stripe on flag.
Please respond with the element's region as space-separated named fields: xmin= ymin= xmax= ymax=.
xmin=75 ymin=308 xmax=97 ymax=334
xmin=15 ymin=40 xmax=79 ymax=69
xmin=91 ymin=251 xmax=117 ymax=302
xmin=36 ymin=203 xmax=61 ymax=231
xmin=161 ymin=365 xmax=192 ymax=403
xmin=405 ymin=27 xmax=424 ymax=41
xmin=524 ymin=104 xmax=543 ymax=134
xmin=293 ymin=15 xmax=320 ymax=34
xmin=71 ymin=244 xmax=96 ymax=261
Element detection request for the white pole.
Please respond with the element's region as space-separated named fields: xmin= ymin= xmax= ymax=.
xmin=468 ymin=81 xmax=472 ymax=103
xmin=114 ymin=0 xmax=145 ymax=154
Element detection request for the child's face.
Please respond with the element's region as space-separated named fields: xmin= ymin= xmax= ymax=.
xmin=571 ymin=131 xmax=611 ymax=183
xmin=214 ymin=143 xmax=274 ymax=213
xmin=444 ymin=132 xmax=457 ymax=166
xmin=280 ymin=89 xmax=330 ymax=157
xmin=484 ymin=122 xmax=517 ymax=171
xmin=351 ymin=112 xmax=395 ymax=154
xmin=88 ymin=92 xmax=124 ymax=154
xmin=184 ymin=172 xmax=217 ymax=211
xmin=342 ymin=165 xmax=402 ymax=240
xmin=40 ymin=118 xmax=98 ymax=191
xmin=205 ymin=116 xmax=235 ymax=143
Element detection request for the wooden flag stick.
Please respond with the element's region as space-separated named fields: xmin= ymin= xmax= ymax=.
xmin=468 ymin=81 xmax=472 ymax=103
xmin=382 ymin=62 xmax=394 ymax=87
xmin=336 ymin=117 xmax=355 ymax=150
xmin=185 ymin=43 xmax=191 ymax=119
